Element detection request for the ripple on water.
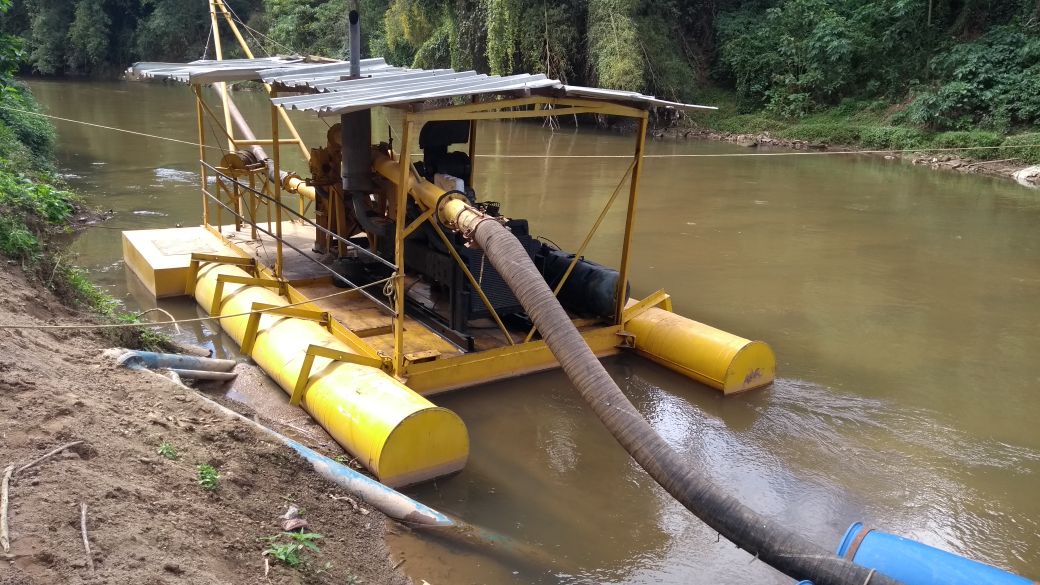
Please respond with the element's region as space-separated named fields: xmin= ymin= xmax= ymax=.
xmin=153 ymin=167 xmax=197 ymax=183
xmin=672 ymin=376 xmax=1040 ymax=571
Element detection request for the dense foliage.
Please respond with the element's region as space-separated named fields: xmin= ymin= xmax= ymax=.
xmin=2 ymin=0 xmax=1039 ymax=135
xmin=716 ymin=0 xmax=1040 ymax=130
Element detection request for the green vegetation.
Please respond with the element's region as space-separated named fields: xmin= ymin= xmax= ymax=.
xmin=261 ymin=531 xmax=324 ymax=568
xmin=3 ymin=0 xmax=1039 ymax=156
xmin=196 ymin=463 xmax=220 ymax=490
xmin=157 ymin=441 xmax=179 ymax=460
xmin=1 ymin=0 xmax=174 ymax=350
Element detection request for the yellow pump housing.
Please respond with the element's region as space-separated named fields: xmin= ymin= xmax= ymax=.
xmin=192 ymin=261 xmax=469 ymax=487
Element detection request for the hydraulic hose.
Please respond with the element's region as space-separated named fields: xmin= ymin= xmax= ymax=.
xmin=372 ymin=151 xmax=901 ymax=585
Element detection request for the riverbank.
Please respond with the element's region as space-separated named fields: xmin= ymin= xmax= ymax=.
xmin=666 ymin=94 xmax=1040 ymax=188
xmin=0 ymin=265 xmax=407 ymax=584
xmin=1 ymin=86 xmax=408 ymax=584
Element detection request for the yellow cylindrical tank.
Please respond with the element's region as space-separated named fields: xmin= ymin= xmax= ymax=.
xmin=627 ymin=307 xmax=775 ymax=394
xmin=194 ymin=262 xmax=469 ymax=487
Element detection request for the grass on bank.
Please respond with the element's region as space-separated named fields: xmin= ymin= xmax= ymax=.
xmin=688 ymin=90 xmax=1040 ymax=165
xmin=0 ymin=84 xmax=171 ymax=350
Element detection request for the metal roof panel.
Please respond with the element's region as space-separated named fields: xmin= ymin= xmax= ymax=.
xmin=129 ymin=56 xmax=715 ymax=112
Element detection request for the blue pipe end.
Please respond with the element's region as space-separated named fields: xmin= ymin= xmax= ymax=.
xmin=836 ymin=522 xmax=1034 ymax=585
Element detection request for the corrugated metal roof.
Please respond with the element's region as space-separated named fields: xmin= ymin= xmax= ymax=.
xmin=129 ymin=57 xmax=715 ymax=114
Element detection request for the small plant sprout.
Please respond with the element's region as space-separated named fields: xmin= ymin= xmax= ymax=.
xmin=157 ymin=441 xmax=178 ymax=460
xmin=196 ymin=464 xmax=219 ymax=491
xmin=262 ymin=531 xmax=324 ymax=569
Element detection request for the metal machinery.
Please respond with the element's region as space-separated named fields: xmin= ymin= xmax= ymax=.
xmin=307 ymin=116 xmax=623 ymax=351
xmin=120 ymin=3 xmax=1038 ymax=584
xmin=125 ymin=0 xmax=776 ymax=487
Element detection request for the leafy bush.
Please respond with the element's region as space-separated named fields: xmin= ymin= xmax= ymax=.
xmin=906 ymin=25 xmax=1040 ymax=131
xmin=859 ymin=126 xmax=927 ymax=150
xmin=262 ymin=532 xmax=324 ymax=569
xmin=718 ymin=0 xmax=866 ymax=116
xmin=711 ymin=114 xmax=788 ymax=134
xmin=0 ymin=84 xmax=55 ymax=159
xmin=0 ymin=215 xmax=39 ymax=258
xmin=778 ymin=122 xmax=864 ymax=145
xmin=0 ymin=171 xmax=75 ymax=223
xmin=1001 ymin=133 xmax=1040 ymax=165
xmin=196 ymin=464 xmax=220 ymax=491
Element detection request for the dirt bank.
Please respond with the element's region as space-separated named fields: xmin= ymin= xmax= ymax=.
xmin=654 ymin=127 xmax=1040 ymax=188
xmin=0 ymin=266 xmax=408 ymax=584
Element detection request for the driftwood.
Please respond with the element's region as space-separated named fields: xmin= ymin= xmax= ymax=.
xmin=1 ymin=465 xmax=12 ymax=553
xmin=16 ymin=441 xmax=84 ymax=474
xmin=80 ymin=503 xmax=95 ymax=574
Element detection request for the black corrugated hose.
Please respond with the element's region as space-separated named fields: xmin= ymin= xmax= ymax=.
xmin=470 ymin=219 xmax=902 ymax=585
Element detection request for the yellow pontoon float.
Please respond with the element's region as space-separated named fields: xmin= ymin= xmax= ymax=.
xmin=123 ymin=0 xmax=775 ymax=489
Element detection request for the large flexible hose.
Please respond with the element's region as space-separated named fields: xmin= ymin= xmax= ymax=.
xmin=371 ymin=151 xmax=900 ymax=585
xmin=470 ymin=220 xmax=898 ymax=585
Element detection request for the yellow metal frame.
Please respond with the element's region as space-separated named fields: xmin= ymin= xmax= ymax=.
xmin=292 ymin=344 xmax=389 ymax=405
xmin=192 ymin=3 xmax=655 ymax=393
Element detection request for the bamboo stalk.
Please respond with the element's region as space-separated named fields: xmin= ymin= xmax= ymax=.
xmin=1 ymin=464 xmax=12 ymax=553
xmin=80 ymin=503 xmax=95 ymax=574
xmin=16 ymin=441 xmax=84 ymax=474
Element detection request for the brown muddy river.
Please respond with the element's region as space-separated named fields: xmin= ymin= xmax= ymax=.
xmin=28 ymin=78 xmax=1040 ymax=584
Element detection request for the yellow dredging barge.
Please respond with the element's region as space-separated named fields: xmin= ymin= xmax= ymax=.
xmin=123 ymin=0 xmax=775 ymax=489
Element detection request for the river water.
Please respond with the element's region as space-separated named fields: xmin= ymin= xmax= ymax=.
xmin=28 ymin=79 xmax=1040 ymax=583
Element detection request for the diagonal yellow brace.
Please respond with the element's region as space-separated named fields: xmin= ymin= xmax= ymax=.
xmin=290 ymin=344 xmax=386 ymax=406
xmin=240 ymin=302 xmax=330 ymax=356
xmin=621 ymin=289 xmax=673 ymax=324
xmin=402 ymin=205 xmax=437 ymax=238
xmin=210 ymin=274 xmax=286 ymax=316
xmin=185 ymin=253 xmax=255 ymax=296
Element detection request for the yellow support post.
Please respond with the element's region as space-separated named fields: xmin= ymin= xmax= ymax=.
xmin=185 ymin=253 xmax=255 ymax=296
xmin=615 ymin=114 xmax=648 ymax=323
xmin=210 ymin=273 xmax=285 ymax=316
xmin=207 ymin=0 xmax=235 ymax=152
xmin=271 ymin=101 xmax=283 ymax=278
xmin=240 ymin=302 xmax=331 ymax=356
xmin=392 ymin=118 xmax=412 ymax=376
xmin=213 ymin=0 xmax=311 ymax=161
xmin=524 ymin=159 xmax=635 ymax=342
xmin=291 ymin=344 xmax=387 ymax=406
xmin=194 ymin=85 xmax=209 ymax=227
xmin=621 ymin=289 xmax=672 ymax=323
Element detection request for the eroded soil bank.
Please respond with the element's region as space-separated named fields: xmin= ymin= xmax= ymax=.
xmin=0 ymin=265 xmax=408 ymax=585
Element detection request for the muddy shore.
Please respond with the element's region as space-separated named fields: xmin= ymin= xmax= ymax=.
xmin=0 ymin=266 xmax=408 ymax=585
xmin=653 ymin=127 xmax=1040 ymax=188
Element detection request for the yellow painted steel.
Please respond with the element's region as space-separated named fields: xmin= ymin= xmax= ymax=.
xmin=405 ymin=325 xmax=623 ymax=396
xmin=626 ymin=307 xmax=776 ymax=394
xmin=192 ymin=261 xmax=469 ymax=487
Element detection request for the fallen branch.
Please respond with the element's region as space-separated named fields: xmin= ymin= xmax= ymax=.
xmin=16 ymin=441 xmax=84 ymax=474
xmin=80 ymin=502 xmax=95 ymax=574
xmin=1 ymin=465 xmax=12 ymax=553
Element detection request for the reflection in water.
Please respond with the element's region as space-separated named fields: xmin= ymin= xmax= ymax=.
xmin=28 ymin=78 xmax=1040 ymax=584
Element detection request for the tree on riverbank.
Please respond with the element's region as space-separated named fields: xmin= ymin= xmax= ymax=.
xmin=2 ymin=0 xmax=1039 ymax=150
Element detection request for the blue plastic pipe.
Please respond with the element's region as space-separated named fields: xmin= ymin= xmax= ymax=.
xmin=836 ymin=523 xmax=1035 ymax=585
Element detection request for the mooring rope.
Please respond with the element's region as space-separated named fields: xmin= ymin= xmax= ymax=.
xmin=0 ymin=275 xmax=394 ymax=330
xmin=0 ymin=106 xmax=221 ymax=150
xmin=472 ymin=144 xmax=1040 ymax=158
xmin=5 ymin=104 xmax=1039 ymax=160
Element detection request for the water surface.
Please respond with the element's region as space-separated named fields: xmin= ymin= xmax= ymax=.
xmin=28 ymin=78 xmax=1040 ymax=583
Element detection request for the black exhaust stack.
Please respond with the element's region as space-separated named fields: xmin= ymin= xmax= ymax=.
xmin=341 ymin=6 xmax=372 ymax=195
